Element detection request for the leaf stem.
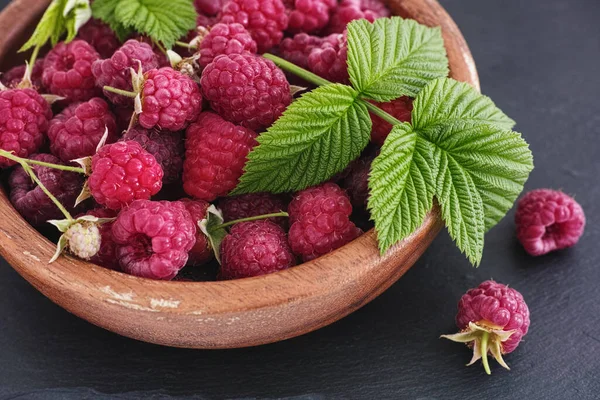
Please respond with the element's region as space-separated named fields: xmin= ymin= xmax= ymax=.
xmin=480 ymin=331 xmax=492 ymax=375
xmin=103 ymin=86 xmax=138 ymax=98
xmin=175 ymin=40 xmax=197 ymax=50
xmin=360 ymin=99 xmax=405 ymax=126
xmin=29 ymin=45 xmax=41 ymax=68
xmin=0 ymin=150 xmax=85 ymax=174
xmin=210 ymin=212 xmax=289 ymax=231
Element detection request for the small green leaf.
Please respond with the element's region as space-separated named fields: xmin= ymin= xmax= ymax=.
xmin=63 ymin=0 xmax=92 ymax=42
xmin=347 ymin=17 xmax=449 ymax=102
xmin=198 ymin=205 xmax=226 ymax=264
xmin=233 ymin=84 xmax=372 ymax=195
xmin=20 ymin=0 xmax=65 ymax=52
xmin=92 ymin=0 xmax=132 ymax=41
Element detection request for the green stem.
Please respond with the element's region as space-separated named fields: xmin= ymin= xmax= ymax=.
xmin=103 ymin=86 xmax=138 ymax=98
xmin=153 ymin=40 xmax=168 ymax=55
xmin=0 ymin=150 xmax=85 ymax=174
xmin=29 ymin=45 xmax=41 ymax=68
xmin=361 ymin=99 xmax=405 ymax=126
xmin=480 ymin=331 xmax=492 ymax=375
xmin=211 ymin=212 xmax=289 ymax=231
xmin=175 ymin=40 xmax=197 ymax=50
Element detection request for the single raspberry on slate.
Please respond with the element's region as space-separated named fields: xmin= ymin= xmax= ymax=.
xmin=219 ymin=0 xmax=289 ymax=53
xmin=201 ymin=53 xmax=291 ymax=131
xmin=0 ymin=88 xmax=52 ymax=168
xmin=79 ymin=208 xmax=120 ymax=270
xmin=77 ymin=18 xmax=121 ymax=59
xmin=92 ymin=39 xmax=159 ymax=106
xmin=220 ymin=220 xmax=296 ymax=280
xmin=47 ymin=97 xmax=118 ymax=162
xmin=442 ymin=280 xmax=530 ymax=374
xmin=515 ymin=189 xmax=586 ymax=256
xmin=195 ymin=0 xmax=224 ymax=16
xmin=1 ymin=58 xmax=45 ymax=89
xmin=198 ymin=23 xmax=258 ymax=67
xmin=327 ymin=0 xmax=390 ymax=34
xmin=341 ymin=153 xmax=375 ymax=208
xmin=370 ymin=96 xmax=413 ymax=146
xmin=218 ymin=193 xmax=288 ymax=227
xmin=9 ymin=154 xmax=85 ymax=226
xmin=279 ymin=33 xmax=325 ymax=69
xmin=183 ymin=112 xmax=257 ymax=201
xmin=288 ymin=182 xmax=362 ymax=261
xmin=307 ymin=32 xmax=349 ymax=83
xmin=42 ymin=40 xmax=101 ymax=102
xmin=111 ymin=200 xmax=196 ymax=280
xmin=89 ymin=141 xmax=164 ymax=210
xmin=122 ymin=126 xmax=185 ymax=184
xmin=138 ymin=67 xmax=203 ymax=131
xmin=285 ymin=0 xmax=337 ymax=34
xmin=180 ymin=198 xmax=213 ymax=266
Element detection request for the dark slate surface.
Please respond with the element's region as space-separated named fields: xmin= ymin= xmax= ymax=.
xmin=1 ymin=0 xmax=599 ymax=399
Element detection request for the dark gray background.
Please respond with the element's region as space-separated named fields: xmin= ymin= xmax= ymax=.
xmin=1 ymin=0 xmax=599 ymax=399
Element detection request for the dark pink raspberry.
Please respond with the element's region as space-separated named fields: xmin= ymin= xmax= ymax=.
xmin=307 ymin=32 xmax=349 ymax=83
xmin=515 ymin=189 xmax=586 ymax=256
xmin=89 ymin=141 xmax=164 ymax=210
xmin=121 ymin=127 xmax=184 ymax=184
xmin=370 ymin=96 xmax=413 ymax=146
xmin=9 ymin=154 xmax=85 ymax=226
xmin=77 ymin=18 xmax=121 ymax=59
xmin=195 ymin=0 xmax=224 ymax=15
xmin=79 ymin=208 xmax=120 ymax=270
xmin=47 ymin=97 xmax=118 ymax=162
xmin=219 ymin=193 xmax=288 ymax=227
xmin=197 ymin=13 xmax=219 ymax=29
xmin=0 ymin=88 xmax=52 ymax=168
xmin=201 ymin=53 xmax=291 ymax=131
xmin=42 ymin=40 xmax=100 ymax=102
xmin=220 ymin=220 xmax=296 ymax=279
xmin=327 ymin=0 xmax=390 ymax=34
xmin=219 ymin=0 xmax=289 ymax=53
xmin=138 ymin=67 xmax=203 ymax=131
xmin=92 ymin=39 xmax=159 ymax=106
xmin=180 ymin=198 xmax=213 ymax=266
xmin=285 ymin=0 xmax=336 ymax=34
xmin=183 ymin=112 xmax=257 ymax=201
xmin=279 ymin=33 xmax=325 ymax=69
xmin=1 ymin=58 xmax=45 ymax=89
xmin=288 ymin=182 xmax=362 ymax=261
xmin=111 ymin=200 xmax=196 ymax=280
xmin=442 ymin=280 xmax=530 ymax=374
xmin=198 ymin=23 xmax=257 ymax=67
xmin=341 ymin=153 xmax=374 ymax=208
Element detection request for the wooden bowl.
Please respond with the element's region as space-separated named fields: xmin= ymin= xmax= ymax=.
xmin=0 ymin=0 xmax=479 ymax=349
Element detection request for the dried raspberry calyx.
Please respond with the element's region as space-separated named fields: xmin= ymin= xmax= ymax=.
xmin=48 ymin=215 xmax=116 ymax=263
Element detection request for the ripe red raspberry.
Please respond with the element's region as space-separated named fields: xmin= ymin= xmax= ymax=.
xmin=77 ymin=18 xmax=121 ymax=59
xmin=341 ymin=153 xmax=375 ymax=208
xmin=218 ymin=193 xmax=288 ymax=227
xmin=121 ymin=127 xmax=185 ymax=184
xmin=288 ymin=182 xmax=362 ymax=261
xmin=89 ymin=141 xmax=164 ymax=210
xmin=42 ymin=40 xmax=101 ymax=102
xmin=219 ymin=0 xmax=289 ymax=53
xmin=442 ymin=280 xmax=530 ymax=374
xmin=9 ymin=154 xmax=85 ymax=226
xmin=198 ymin=23 xmax=258 ymax=67
xmin=370 ymin=96 xmax=413 ymax=146
xmin=279 ymin=33 xmax=325 ymax=69
xmin=201 ymin=53 xmax=291 ymax=131
xmin=111 ymin=200 xmax=196 ymax=280
xmin=180 ymin=198 xmax=213 ymax=266
xmin=1 ymin=58 xmax=45 ymax=89
xmin=78 ymin=208 xmax=120 ymax=270
xmin=327 ymin=0 xmax=390 ymax=34
xmin=92 ymin=40 xmax=159 ymax=107
xmin=0 ymin=88 xmax=52 ymax=168
xmin=285 ymin=0 xmax=336 ymax=34
xmin=47 ymin=97 xmax=118 ymax=162
xmin=307 ymin=32 xmax=349 ymax=83
xmin=515 ymin=189 xmax=586 ymax=256
xmin=220 ymin=220 xmax=296 ymax=279
xmin=183 ymin=112 xmax=257 ymax=201
xmin=195 ymin=0 xmax=224 ymax=15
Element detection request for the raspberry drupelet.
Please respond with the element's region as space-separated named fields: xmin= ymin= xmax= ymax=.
xmin=180 ymin=198 xmax=213 ymax=266
xmin=369 ymin=96 xmax=413 ymax=146
xmin=219 ymin=193 xmax=289 ymax=227
xmin=198 ymin=23 xmax=258 ymax=67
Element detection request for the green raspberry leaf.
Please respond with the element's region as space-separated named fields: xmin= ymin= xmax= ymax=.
xmin=347 ymin=17 xmax=449 ymax=102
xmin=113 ymin=0 xmax=197 ymax=48
xmin=233 ymin=84 xmax=372 ymax=195
xmin=91 ymin=0 xmax=132 ymax=41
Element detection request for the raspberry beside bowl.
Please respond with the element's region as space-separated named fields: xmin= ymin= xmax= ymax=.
xmin=0 ymin=0 xmax=479 ymax=349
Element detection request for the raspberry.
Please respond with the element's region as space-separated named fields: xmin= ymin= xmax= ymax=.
xmin=201 ymin=53 xmax=291 ymax=131
xmin=9 ymin=154 xmax=85 ymax=226
xmin=442 ymin=280 xmax=530 ymax=374
xmin=198 ymin=23 xmax=258 ymax=68
xmin=327 ymin=0 xmax=390 ymax=34
xmin=515 ymin=189 xmax=586 ymax=256
xmin=64 ymin=222 xmax=102 ymax=260
xmin=220 ymin=220 xmax=296 ymax=279
xmin=79 ymin=208 xmax=120 ymax=270
xmin=369 ymin=96 xmax=413 ymax=146
xmin=180 ymin=198 xmax=213 ymax=266
xmin=307 ymin=32 xmax=349 ymax=83
xmin=285 ymin=0 xmax=336 ymax=34
xmin=122 ymin=126 xmax=184 ymax=184
xmin=219 ymin=0 xmax=289 ymax=53
xmin=219 ymin=193 xmax=288 ymax=227
xmin=341 ymin=153 xmax=374 ymax=208
xmin=1 ymin=58 xmax=45 ymax=89
xmin=0 ymin=88 xmax=52 ymax=168
xmin=42 ymin=40 xmax=101 ymax=102
xmin=288 ymin=182 xmax=362 ymax=261
xmin=77 ymin=18 xmax=121 ymax=59
xmin=138 ymin=67 xmax=203 ymax=131
xmin=279 ymin=33 xmax=325 ymax=69
xmin=47 ymin=97 xmax=118 ymax=162
xmin=183 ymin=112 xmax=257 ymax=201
xmin=111 ymin=200 xmax=196 ymax=280
xmin=197 ymin=14 xmax=219 ymax=29
xmin=89 ymin=141 xmax=164 ymax=210
xmin=92 ymin=40 xmax=159 ymax=107
xmin=195 ymin=0 xmax=224 ymax=16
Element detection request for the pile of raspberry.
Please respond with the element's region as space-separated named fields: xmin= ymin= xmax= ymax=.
xmin=0 ymin=0 xmax=394 ymax=282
